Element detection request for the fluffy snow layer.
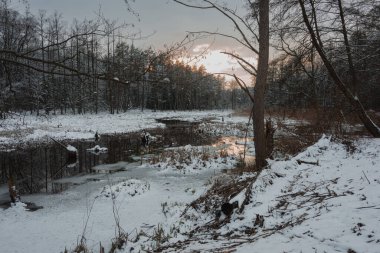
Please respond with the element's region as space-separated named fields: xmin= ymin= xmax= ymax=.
xmin=1 ymin=109 xmax=379 ymax=253
xmin=0 ymin=144 xmax=237 ymax=253
xmin=163 ymin=136 xmax=380 ymax=253
xmin=0 ymin=110 xmax=241 ymax=146
xmin=1 ymin=136 xmax=379 ymax=253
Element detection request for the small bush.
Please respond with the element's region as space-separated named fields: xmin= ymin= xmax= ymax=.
xmin=109 ymin=232 xmax=128 ymax=253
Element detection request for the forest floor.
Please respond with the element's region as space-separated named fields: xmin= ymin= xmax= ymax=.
xmin=0 ymin=110 xmax=379 ymax=253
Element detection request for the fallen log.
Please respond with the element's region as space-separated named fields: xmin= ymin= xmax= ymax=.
xmin=296 ymin=159 xmax=319 ymax=166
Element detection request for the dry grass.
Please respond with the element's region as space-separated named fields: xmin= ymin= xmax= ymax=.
xmin=233 ymin=106 xmax=375 ymax=157
xmin=267 ymin=106 xmax=364 ymax=123
xmin=182 ymin=172 xmax=258 ymax=218
xmin=266 ymin=106 xmax=377 ymax=156
xmin=233 ymin=162 xmax=258 ymax=175
xmin=232 ymin=108 xmax=252 ymax=117
xmin=219 ymin=149 xmax=229 ymax=158
xmin=148 ymin=146 xmax=216 ymax=168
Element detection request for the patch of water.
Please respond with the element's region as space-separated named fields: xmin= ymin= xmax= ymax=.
xmin=0 ymin=119 xmax=254 ymax=200
xmin=213 ymin=136 xmax=255 ymax=165
xmin=0 ymin=122 xmax=213 ymax=196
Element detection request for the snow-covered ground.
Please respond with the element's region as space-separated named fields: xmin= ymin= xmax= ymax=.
xmin=154 ymin=136 xmax=380 ymax=253
xmin=0 ymin=110 xmax=249 ymax=253
xmin=0 ymin=110 xmax=249 ymax=147
xmin=0 ymin=145 xmax=238 ymax=253
xmin=1 ymin=111 xmax=379 ymax=253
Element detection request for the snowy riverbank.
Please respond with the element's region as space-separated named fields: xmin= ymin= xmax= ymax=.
xmin=1 ymin=110 xmax=379 ymax=253
xmin=0 ymin=110 xmax=249 ymax=147
xmin=153 ymin=136 xmax=380 ymax=253
xmin=0 ymin=136 xmax=379 ymax=252
xmin=0 ymin=144 xmax=238 ymax=253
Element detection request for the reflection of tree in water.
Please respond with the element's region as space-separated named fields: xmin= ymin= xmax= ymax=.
xmin=0 ymin=124 xmax=211 ymax=194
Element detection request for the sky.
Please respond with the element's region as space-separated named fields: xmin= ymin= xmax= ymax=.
xmin=23 ymin=0 xmax=255 ymax=83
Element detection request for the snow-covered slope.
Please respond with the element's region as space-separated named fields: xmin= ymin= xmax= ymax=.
xmin=160 ymin=136 xmax=380 ymax=253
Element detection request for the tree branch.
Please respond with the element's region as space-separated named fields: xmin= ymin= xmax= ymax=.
xmin=220 ymin=51 xmax=257 ymax=75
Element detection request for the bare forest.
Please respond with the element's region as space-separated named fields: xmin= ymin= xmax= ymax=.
xmin=1 ymin=1 xmax=380 ymax=253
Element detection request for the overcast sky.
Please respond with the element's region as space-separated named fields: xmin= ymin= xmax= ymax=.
xmin=25 ymin=0 xmax=253 ymax=82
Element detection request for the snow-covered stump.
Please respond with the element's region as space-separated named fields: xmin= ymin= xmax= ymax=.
xmin=49 ymin=137 xmax=78 ymax=166
xmin=66 ymin=145 xmax=78 ymax=167
xmin=86 ymin=145 xmax=108 ymax=155
xmin=7 ymin=175 xmax=20 ymax=204
xmin=140 ymin=131 xmax=156 ymax=165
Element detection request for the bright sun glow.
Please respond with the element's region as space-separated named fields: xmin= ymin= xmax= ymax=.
xmin=184 ymin=43 xmax=256 ymax=83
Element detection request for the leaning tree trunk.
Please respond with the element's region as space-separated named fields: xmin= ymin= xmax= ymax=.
xmin=253 ymin=0 xmax=270 ymax=169
xmin=298 ymin=0 xmax=380 ymax=137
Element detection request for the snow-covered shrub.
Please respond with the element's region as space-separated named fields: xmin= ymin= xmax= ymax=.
xmin=97 ymin=179 xmax=150 ymax=199
xmin=196 ymin=122 xmax=253 ymax=138
xmin=147 ymin=145 xmax=235 ymax=173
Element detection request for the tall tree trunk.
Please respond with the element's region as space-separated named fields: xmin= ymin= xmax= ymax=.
xmin=337 ymin=0 xmax=358 ymax=96
xmin=254 ymin=0 xmax=270 ymax=169
xmin=298 ymin=0 xmax=380 ymax=137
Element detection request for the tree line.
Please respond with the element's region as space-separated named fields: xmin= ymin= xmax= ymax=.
xmin=0 ymin=0 xmax=246 ymax=118
xmin=266 ymin=0 xmax=380 ymax=112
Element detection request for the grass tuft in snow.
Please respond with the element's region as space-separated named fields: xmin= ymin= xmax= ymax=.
xmin=148 ymin=145 xmax=236 ymax=173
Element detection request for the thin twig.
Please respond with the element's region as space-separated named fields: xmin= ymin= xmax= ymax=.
xmin=49 ymin=137 xmax=67 ymax=149
xmin=243 ymin=105 xmax=254 ymax=164
xmin=362 ymin=170 xmax=371 ymax=184
xmin=356 ymin=205 xmax=380 ymax=210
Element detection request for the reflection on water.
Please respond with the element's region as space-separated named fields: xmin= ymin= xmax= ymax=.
xmin=213 ymin=136 xmax=255 ymax=165
xmin=0 ymin=120 xmax=255 ymax=196
xmin=0 ymin=122 xmax=212 ymax=194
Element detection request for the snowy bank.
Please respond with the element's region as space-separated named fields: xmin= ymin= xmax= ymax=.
xmin=0 ymin=110 xmax=238 ymax=146
xmin=153 ymin=136 xmax=380 ymax=253
xmin=0 ymin=138 xmax=238 ymax=253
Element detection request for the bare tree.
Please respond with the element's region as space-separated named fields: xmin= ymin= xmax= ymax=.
xmin=297 ymin=0 xmax=380 ymax=137
xmin=255 ymin=0 xmax=270 ymax=168
xmin=173 ymin=0 xmax=270 ymax=169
